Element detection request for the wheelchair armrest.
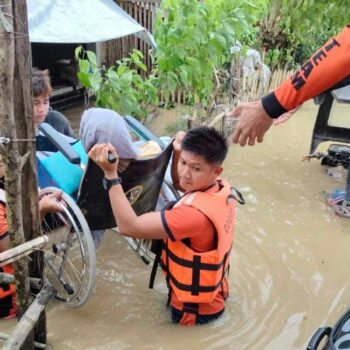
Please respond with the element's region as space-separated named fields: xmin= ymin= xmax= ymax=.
xmin=38 ymin=123 xmax=81 ymax=164
xmin=124 ymin=115 xmax=165 ymax=149
xmin=314 ymin=75 xmax=350 ymax=105
xmin=332 ymin=85 xmax=350 ymax=104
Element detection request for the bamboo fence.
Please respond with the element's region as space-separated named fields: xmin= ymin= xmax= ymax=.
xmin=207 ymin=67 xmax=294 ymax=134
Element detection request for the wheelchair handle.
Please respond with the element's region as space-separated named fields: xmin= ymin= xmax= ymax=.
xmin=108 ymin=152 xmax=117 ymax=164
xmin=39 ymin=123 xmax=81 ymax=164
xmin=306 ymin=327 xmax=332 ymax=350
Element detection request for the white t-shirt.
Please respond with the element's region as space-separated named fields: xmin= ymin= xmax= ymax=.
xmin=243 ymin=49 xmax=262 ymax=72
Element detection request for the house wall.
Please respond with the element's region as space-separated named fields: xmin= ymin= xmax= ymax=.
xmin=97 ymin=0 xmax=161 ymax=74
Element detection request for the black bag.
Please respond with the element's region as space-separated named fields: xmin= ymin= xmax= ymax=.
xmin=307 ymin=308 xmax=350 ymax=349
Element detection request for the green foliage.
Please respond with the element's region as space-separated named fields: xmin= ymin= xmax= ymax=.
xmin=264 ymin=48 xmax=280 ymax=69
xmin=154 ymin=0 xmax=268 ymax=107
xmin=261 ymin=0 xmax=350 ymax=66
xmin=75 ymin=47 xmax=158 ymax=120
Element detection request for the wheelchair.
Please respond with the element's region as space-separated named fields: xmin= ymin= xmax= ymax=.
xmin=36 ymin=116 xmax=179 ymax=308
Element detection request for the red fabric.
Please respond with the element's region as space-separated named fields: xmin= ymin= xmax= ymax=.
xmin=179 ymin=312 xmax=197 ymax=326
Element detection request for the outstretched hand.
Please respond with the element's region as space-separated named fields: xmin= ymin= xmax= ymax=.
xmin=227 ymin=101 xmax=273 ymax=146
xmin=273 ymin=105 xmax=301 ymax=126
xmin=88 ymin=143 xmax=119 ymax=179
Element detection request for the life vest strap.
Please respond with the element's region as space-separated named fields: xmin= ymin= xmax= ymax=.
xmin=164 ymin=245 xmax=228 ymax=271
xmin=0 ymin=294 xmax=14 ymax=318
xmin=167 ymin=271 xmax=227 ymax=293
xmin=183 ymin=302 xmax=199 ymax=315
xmin=149 ymin=253 xmax=161 ymax=289
xmin=192 ymin=255 xmax=201 ymax=296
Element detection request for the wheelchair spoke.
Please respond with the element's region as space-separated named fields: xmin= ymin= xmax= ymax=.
xmin=40 ymin=187 xmax=96 ymax=308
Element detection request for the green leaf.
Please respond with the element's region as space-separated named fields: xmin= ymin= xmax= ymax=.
xmin=78 ymin=59 xmax=91 ymax=74
xmin=77 ymin=72 xmax=92 ymax=88
xmin=166 ymin=72 xmax=178 ymax=92
xmin=86 ymin=51 xmax=97 ymax=68
xmin=75 ymin=46 xmax=83 ymax=60
xmin=117 ymin=64 xmax=127 ymax=76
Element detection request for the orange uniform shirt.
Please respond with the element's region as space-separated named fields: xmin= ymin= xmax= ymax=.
xmin=263 ymin=24 xmax=350 ymax=118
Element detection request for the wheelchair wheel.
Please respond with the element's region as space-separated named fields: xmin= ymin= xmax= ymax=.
xmin=39 ymin=187 xmax=96 ymax=308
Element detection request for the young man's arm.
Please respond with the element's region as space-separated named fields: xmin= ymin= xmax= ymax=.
xmin=108 ymin=183 xmax=167 ymax=239
xmin=0 ymin=192 xmax=63 ymax=253
xmin=89 ymin=143 xmax=168 ymax=240
xmin=229 ymin=24 xmax=350 ymax=146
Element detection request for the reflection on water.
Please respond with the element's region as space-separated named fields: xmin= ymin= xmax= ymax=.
xmin=1 ymin=102 xmax=350 ymax=350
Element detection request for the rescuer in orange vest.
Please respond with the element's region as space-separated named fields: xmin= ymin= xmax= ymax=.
xmin=89 ymin=126 xmax=238 ymax=325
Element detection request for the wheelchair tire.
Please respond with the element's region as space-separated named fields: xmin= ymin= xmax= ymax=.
xmin=39 ymin=187 xmax=96 ymax=308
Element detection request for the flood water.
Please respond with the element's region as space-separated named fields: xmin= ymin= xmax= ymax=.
xmin=2 ymin=101 xmax=350 ymax=349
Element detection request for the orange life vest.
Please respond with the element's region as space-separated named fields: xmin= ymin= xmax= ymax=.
xmin=161 ymin=178 xmax=236 ymax=304
xmin=0 ymin=189 xmax=16 ymax=318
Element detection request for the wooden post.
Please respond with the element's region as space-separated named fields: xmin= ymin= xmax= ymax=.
xmin=0 ymin=0 xmax=46 ymax=349
xmin=2 ymin=283 xmax=56 ymax=350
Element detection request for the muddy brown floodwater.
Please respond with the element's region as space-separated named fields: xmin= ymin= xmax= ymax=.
xmin=1 ymin=101 xmax=350 ymax=350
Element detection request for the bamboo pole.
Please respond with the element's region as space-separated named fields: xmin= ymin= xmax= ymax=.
xmin=2 ymin=283 xmax=56 ymax=350
xmin=208 ymin=112 xmax=226 ymax=128
xmin=0 ymin=333 xmax=47 ymax=349
xmin=0 ymin=235 xmax=48 ymax=267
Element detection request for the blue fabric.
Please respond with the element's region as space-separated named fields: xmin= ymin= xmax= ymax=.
xmin=39 ymin=141 xmax=87 ymax=195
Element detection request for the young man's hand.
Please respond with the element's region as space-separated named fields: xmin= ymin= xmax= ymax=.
xmin=88 ymin=143 xmax=119 ymax=179
xmin=173 ymin=131 xmax=185 ymax=153
xmin=39 ymin=190 xmax=63 ymax=220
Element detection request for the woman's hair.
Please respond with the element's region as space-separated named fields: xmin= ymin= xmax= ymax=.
xmin=32 ymin=69 xmax=52 ymax=97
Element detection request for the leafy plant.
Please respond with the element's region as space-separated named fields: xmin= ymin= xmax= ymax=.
xmin=264 ymin=48 xmax=280 ymax=69
xmin=75 ymin=47 xmax=158 ymax=120
xmin=259 ymin=0 xmax=350 ymax=66
xmin=153 ymin=0 xmax=268 ymax=110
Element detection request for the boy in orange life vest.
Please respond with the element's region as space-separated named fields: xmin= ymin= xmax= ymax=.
xmin=0 ymin=156 xmax=63 ymax=319
xmin=89 ymin=126 xmax=236 ymax=326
